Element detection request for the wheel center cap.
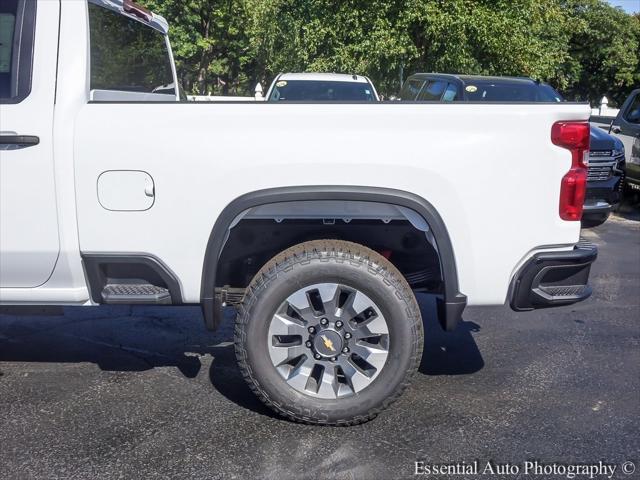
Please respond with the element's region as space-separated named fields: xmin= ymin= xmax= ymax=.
xmin=313 ymin=329 xmax=343 ymax=358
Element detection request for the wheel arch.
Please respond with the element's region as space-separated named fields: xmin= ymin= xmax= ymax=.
xmin=201 ymin=186 xmax=466 ymax=331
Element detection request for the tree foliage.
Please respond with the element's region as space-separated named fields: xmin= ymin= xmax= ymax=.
xmin=140 ymin=0 xmax=639 ymax=104
xmin=247 ymin=0 xmax=416 ymax=94
xmin=405 ymin=1 xmax=572 ymax=85
xmin=561 ymin=0 xmax=640 ymax=104
xmin=141 ymin=0 xmax=254 ymax=94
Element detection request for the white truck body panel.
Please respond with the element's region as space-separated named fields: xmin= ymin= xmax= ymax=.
xmin=0 ymin=0 xmax=60 ymax=288
xmin=73 ymin=102 xmax=587 ymax=304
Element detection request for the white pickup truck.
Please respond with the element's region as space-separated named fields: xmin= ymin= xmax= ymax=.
xmin=0 ymin=0 xmax=597 ymax=425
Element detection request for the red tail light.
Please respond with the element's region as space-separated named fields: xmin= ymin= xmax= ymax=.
xmin=551 ymin=121 xmax=590 ymax=221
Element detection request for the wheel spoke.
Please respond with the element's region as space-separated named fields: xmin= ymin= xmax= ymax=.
xmin=340 ymin=358 xmax=375 ymax=392
xmin=316 ymin=365 xmax=340 ymax=398
xmin=269 ymin=313 xmax=307 ymax=336
xmin=316 ymin=283 xmax=339 ymax=304
xmin=321 ymin=284 xmax=346 ymax=318
xmin=351 ymin=344 xmax=388 ymax=371
xmin=343 ymin=293 xmax=389 ymax=336
xmin=270 ymin=344 xmax=306 ymax=367
xmin=353 ymin=312 xmax=389 ymax=337
xmin=286 ymin=288 xmax=312 ymax=311
xmin=285 ymin=356 xmax=315 ymax=390
xmin=351 ymin=289 xmax=372 ymax=313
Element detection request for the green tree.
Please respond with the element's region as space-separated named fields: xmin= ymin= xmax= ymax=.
xmin=141 ymin=0 xmax=253 ymax=95
xmin=247 ymin=0 xmax=574 ymax=95
xmin=405 ymin=0 xmax=572 ymax=88
xmin=248 ymin=0 xmax=416 ymax=95
xmin=561 ymin=0 xmax=640 ymax=105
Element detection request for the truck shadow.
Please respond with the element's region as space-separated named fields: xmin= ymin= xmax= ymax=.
xmin=0 ymin=304 xmax=276 ymax=417
xmin=0 ymin=294 xmax=483 ymax=416
xmin=415 ymin=294 xmax=484 ymax=375
xmin=0 ymin=305 xmax=216 ymax=378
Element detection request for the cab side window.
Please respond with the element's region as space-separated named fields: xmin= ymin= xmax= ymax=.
xmin=88 ymin=2 xmax=174 ymax=96
xmin=442 ymin=83 xmax=457 ymax=101
xmin=399 ymin=80 xmax=424 ymax=101
xmin=416 ymin=80 xmax=447 ymax=101
xmin=0 ymin=0 xmax=36 ymax=103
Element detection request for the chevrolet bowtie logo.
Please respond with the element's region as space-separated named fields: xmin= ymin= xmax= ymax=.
xmin=320 ymin=334 xmax=336 ymax=352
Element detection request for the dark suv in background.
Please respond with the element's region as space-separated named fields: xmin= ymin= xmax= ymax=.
xmin=399 ymin=74 xmax=625 ymax=226
xmin=592 ymin=89 xmax=640 ymax=195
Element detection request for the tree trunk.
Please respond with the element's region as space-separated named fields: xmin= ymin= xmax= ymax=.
xmin=198 ymin=67 xmax=207 ymax=95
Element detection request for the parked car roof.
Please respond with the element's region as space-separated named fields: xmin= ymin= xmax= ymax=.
xmin=406 ymin=73 xmax=541 ymax=85
xmin=277 ymin=73 xmax=371 ymax=84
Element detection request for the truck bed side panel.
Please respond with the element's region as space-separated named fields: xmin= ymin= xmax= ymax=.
xmin=73 ymin=102 xmax=589 ymax=304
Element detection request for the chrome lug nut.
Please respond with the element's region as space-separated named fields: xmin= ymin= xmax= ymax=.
xmin=331 ymin=357 xmax=337 ymax=362
xmin=314 ymin=354 xmax=322 ymax=360
xmin=344 ymin=332 xmax=352 ymax=339
xmin=305 ymin=341 xmax=312 ymax=348
xmin=342 ymin=347 xmax=349 ymax=354
xmin=320 ymin=318 xmax=328 ymax=326
xmin=308 ymin=326 xmax=316 ymax=334
xmin=335 ymin=320 xmax=343 ymax=328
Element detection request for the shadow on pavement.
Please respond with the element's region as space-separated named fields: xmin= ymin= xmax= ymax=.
xmin=615 ymin=195 xmax=640 ymax=222
xmin=0 ymin=305 xmax=215 ymax=378
xmin=415 ymin=293 xmax=484 ymax=376
xmin=206 ymin=342 xmax=279 ymax=418
xmin=0 ymin=304 xmax=279 ymax=419
xmin=0 ymin=293 xmax=484 ymax=415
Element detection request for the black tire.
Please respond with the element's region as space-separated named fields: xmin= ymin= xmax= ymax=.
xmin=234 ymin=239 xmax=423 ymax=425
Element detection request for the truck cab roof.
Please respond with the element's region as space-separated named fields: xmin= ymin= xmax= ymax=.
xmin=89 ymin=0 xmax=169 ymax=34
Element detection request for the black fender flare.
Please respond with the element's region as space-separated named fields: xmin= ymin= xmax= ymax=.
xmin=200 ymin=186 xmax=467 ymax=331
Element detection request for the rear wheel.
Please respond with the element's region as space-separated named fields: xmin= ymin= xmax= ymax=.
xmin=234 ymin=240 xmax=423 ymax=425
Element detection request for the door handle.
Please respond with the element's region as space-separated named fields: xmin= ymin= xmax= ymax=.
xmin=0 ymin=135 xmax=40 ymax=150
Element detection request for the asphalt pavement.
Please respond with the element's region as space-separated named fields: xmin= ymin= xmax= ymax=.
xmin=1 ymin=211 xmax=638 ymax=480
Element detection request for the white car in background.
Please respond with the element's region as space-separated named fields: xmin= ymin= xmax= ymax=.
xmin=265 ymin=72 xmax=380 ymax=102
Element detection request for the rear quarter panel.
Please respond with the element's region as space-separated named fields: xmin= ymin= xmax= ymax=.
xmin=74 ymin=102 xmax=590 ymax=304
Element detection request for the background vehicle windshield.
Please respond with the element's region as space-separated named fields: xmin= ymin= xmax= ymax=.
xmin=269 ymin=80 xmax=376 ymax=101
xmin=464 ymin=81 xmax=563 ymax=102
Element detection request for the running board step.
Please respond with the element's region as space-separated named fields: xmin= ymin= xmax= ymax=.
xmin=101 ymin=283 xmax=171 ymax=304
xmin=533 ymin=284 xmax=591 ymax=302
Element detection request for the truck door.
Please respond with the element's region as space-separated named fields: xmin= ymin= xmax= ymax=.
xmin=0 ymin=0 xmax=60 ymax=287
